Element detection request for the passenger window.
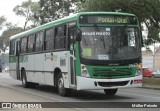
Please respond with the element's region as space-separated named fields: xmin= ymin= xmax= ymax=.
xmin=54 ymin=25 xmax=66 ymax=49
xmin=44 ymin=28 xmax=54 ymax=51
xmin=35 ymin=31 xmax=44 ymax=52
xmin=21 ymin=37 xmax=28 ymax=53
xmin=28 ymin=35 xmax=35 ymax=53
xmin=10 ymin=40 xmax=15 ymax=55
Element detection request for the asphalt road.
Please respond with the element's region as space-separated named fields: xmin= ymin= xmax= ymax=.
xmin=0 ymin=72 xmax=160 ymax=111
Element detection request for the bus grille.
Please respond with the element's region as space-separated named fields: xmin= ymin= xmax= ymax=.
xmin=93 ymin=68 xmax=133 ymax=78
xmin=98 ymin=81 xmax=129 ymax=87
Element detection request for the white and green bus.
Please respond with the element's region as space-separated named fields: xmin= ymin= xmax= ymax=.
xmin=9 ymin=12 xmax=143 ymax=96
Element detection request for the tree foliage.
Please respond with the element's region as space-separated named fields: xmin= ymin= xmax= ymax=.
xmin=35 ymin=0 xmax=77 ymax=24
xmin=78 ymin=0 xmax=160 ymax=45
xmin=0 ymin=16 xmax=6 ymax=30
xmin=13 ymin=0 xmax=40 ymax=30
xmin=0 ymin=26 xmax=23 ymax=53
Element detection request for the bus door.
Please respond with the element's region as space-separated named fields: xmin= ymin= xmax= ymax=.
xmin=15 ymin=40 xmax=21 ymax=80
xmin=68 ymin=26 xmax=77 ymax=87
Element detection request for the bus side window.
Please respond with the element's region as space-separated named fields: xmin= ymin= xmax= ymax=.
xmin=35 ymin=31 xmax=44 ymax=52
xmin=20 ymin=37 xmax=28 ymax=54
xmin=10 ymin=40 xmax=15 ymax=55
xmin=54 ymin=25 xmax=66 ymax=49
xmin=44 ymin=28 xmax=54 ymax=51
xmin=28 ymin=34 xmax=35 ymax=53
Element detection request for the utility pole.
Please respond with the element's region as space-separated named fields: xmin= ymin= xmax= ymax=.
xmin=153 ymin=41 xmax=156 ymax=68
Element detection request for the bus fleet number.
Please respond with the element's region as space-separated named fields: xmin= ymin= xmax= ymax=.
xmin=98 ymin=55 xmax=109 ymax=60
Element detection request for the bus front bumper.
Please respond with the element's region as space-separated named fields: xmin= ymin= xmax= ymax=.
xmin=76 ymin=75 xmax=142 ymax=90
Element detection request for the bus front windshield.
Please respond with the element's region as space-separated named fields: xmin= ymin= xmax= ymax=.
xmin=80 ymin=26 xmax=141 ymax=61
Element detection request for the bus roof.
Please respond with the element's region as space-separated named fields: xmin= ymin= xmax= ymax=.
xmin=10 ymin=12 xmax=136 ymax=40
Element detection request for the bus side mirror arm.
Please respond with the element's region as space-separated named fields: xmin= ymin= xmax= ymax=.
xmin=76 ymin=28 xmax=82 ymax=41
xmin=140 ymin=30 xmax=144 ymax=47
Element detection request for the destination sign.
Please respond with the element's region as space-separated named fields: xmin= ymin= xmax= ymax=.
xmin=79 ymin=15 xmax=137 ymax=24
xmin=95 ymin=16 xmax=128 ymax=23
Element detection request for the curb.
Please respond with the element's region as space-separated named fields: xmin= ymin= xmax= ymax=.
xmin=142 ymin=86 xmax=160 ymax=90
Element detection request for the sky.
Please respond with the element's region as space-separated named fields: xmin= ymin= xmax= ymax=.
xmin=0 ymin=0 xmax=39 ymax=28
xmin=0 ymin=0 xmax=39 ymax=53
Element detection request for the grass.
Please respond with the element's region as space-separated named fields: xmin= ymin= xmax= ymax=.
xmin=143 ymin=77 xmax=160 ymax=86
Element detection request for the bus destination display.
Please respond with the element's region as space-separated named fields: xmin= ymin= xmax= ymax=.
xmin=96 ymin=16 xmax=128 ymax=23
xmin=79 ymin=15 xmax=137 ymax=24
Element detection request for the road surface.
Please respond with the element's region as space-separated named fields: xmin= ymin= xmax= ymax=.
xmin=0 ymin=72 xmax=160 ymax=111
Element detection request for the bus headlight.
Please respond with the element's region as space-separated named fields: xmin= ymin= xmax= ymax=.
xmin=82 ymin=70 xmax=90 ymax=77
xmin=135 ymin=63 xmax=142 ymax=76
xmin=81 ymin=65 xmax=90 ymax=78
xmin=135 ymin=69 xmax=142 ymax=76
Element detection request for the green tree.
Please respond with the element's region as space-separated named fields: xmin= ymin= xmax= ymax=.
xmin=13 ymin=0 xmax=40 ymax=30
xmin=78 ymin=0 xmax=160 ymax=45
xmin=0 ymin=26 xmax=23 ymax=53
xmin=35 ymin=0 xmax=76 ymax=24
xmin=0 ymin=16 xmax=6 ymax=30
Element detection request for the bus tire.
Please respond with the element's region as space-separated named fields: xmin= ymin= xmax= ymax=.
xmin=104 ymin=89 xmax=118 ymax=95
xmin=21 ymin=70 xmax=31 ymax=88
xmin=57 ymin=73 xmax=70 ymax=96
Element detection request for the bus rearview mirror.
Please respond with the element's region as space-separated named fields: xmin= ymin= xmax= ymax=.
xmin=76 ymin=29 xmax=82 ymax=41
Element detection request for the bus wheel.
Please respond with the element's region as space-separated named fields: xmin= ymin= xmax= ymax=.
xmin=21 ymin=70 xmax=30 ymax=88
xmin=104 ymin=89 xmax=118 ymax=95
xmin=57 ymin=73 xmax=70 ymax=96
